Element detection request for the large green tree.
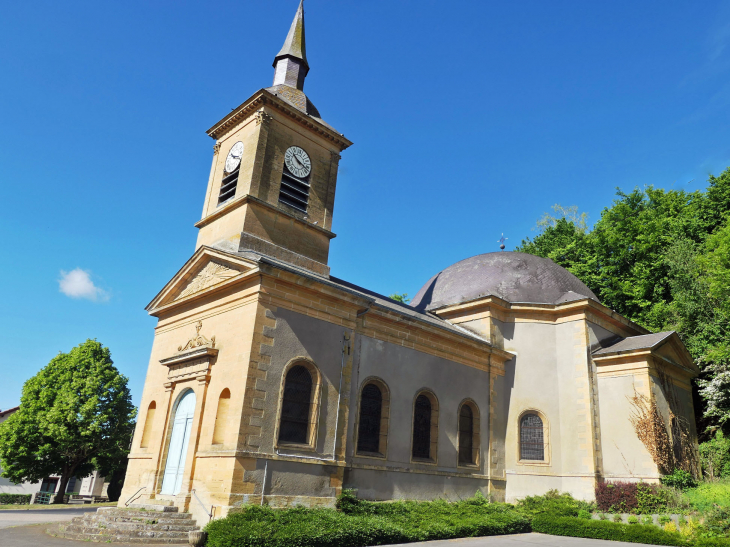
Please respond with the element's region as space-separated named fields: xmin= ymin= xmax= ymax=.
xmin=517 ymin=168 xmax=730 ymax=435
xmin=0 ymin=340 xmax=136 ymax=503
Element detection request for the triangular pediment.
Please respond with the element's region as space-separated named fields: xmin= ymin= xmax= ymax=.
xmin=147 ymin=246 xmax=259 ymax=314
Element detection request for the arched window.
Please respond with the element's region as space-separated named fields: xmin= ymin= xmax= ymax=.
xmin=413 ymin=392 xmax=438 ymax=460
xmin=278 ymin=365 xmax=313 ymax=445
xmin=212 ymin=388 xmax=231 ymax=445
xmin=458 ymin=405 xmax=474 ymax=464
xmin=140 ymin=401 xmax=156 ymax=449
xmin=520 ymin=414 xmax=545 ymax=461
xmin=357 ymin=383 xmax=383 ymax=454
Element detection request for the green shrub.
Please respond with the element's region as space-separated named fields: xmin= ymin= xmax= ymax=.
xmin=704 ymin=505 xmax=730 ymax=536
xmin=636 ymin=483 xmax=670 ymax=514
xmin=205 ymin=499 xmax=530 ymax=547
xmin=0 ymin=494 xmax=31 ymax=505
xmin=628 ymin=515 xmax=639 ymax=524
xmin=642 ymin=515 xmax=653 ymax=525
xmin=598 ymin=513 xmax=608 ymax=520
xmin=614 ymin=514 xmax=623 ymax=522
xmin=661 ymin=470 xmax=698 ymax=490
xmin=577 ymin=509 xmax=591 ymax=520
xmin=684 ymin=479 xmax=730 ymax=513
xmin=659 ymin=515 xmax=671 ymax=525
xmin=515 ymin=489 xmax=582 ymax=517
xmin=532 ymin=515 xmax=685 ymax=545
xmin=700 ymin=431 xmax=730 ymax=480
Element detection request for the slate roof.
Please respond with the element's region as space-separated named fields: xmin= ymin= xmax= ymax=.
xmin=593 ymin=331 xmax=675 ymax=355
xmin=233 ymin=250 xmax=493 ymax=346
xmin=411 ymin=252 xmax=600 ymax=311
xmin=274 ymin=0 xmax=308 ymax=70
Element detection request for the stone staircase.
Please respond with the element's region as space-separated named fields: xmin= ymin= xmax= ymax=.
xmin=51 ymin=504 xmax=200 ymax=544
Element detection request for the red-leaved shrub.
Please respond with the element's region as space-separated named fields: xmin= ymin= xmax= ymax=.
xmin=595 ymin=481 xmax=638 ymax=512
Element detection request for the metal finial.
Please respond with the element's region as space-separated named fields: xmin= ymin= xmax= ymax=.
xmin=498 ymin=234 xmax=508 ymax=251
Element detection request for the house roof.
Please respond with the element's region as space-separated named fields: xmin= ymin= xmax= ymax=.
xmin=593 ymin=332 xmax=675 ymax=355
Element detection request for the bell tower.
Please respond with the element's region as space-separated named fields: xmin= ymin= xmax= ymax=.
xmin=195 ymin=0 xmax=352 ymax=276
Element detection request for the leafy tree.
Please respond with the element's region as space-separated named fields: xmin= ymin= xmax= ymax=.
xmin=0 ymin=340 xmax=136 ymax=503
xmin=389 ymin=293 xmax=410 ymax=304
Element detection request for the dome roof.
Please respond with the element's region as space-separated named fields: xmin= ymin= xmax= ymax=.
xmin=410 ymin=252 xmax=599 ymax=311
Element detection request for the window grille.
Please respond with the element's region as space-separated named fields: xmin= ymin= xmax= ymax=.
xmin=218 ymin=169 xmax=239 ymax=205
xmin=278 ymin=365 xmax=313 ymax=444
xmin=520 ymin=414 xmax=544 ymax=460
xmin=458 ymin=405 xmax=474 ymax=464
xmin=357 ymin=384 xmax=383 ymax=454
xmin=412 ymin=394 xmax=432 ymax=459
xmin=278 ymin=168 xmax=310 ymax=212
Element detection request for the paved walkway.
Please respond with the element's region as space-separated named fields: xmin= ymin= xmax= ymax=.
xmin=0 ymin=507 xmax=98 ymax=529
xmin=0 ymin=528 xmax=670 ymax=547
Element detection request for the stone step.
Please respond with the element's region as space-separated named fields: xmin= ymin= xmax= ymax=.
xmin=52 ymin=529 xmax=187 ymax=545
xmin=128 ymin=502 xmax=177 ymax=512
xmin=62 ymin=523 xmax=190 ymax=540
xmin=75 ymin=517 xmax=198 ymax=532
xmin=81 ymin=514 xmax=197 ymax=528
xmin=98 ymin=507 xmax=194 ymax=520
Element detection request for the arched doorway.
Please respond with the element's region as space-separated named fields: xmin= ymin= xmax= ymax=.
xmin=160 ymin=390 xmax=196 ymax=495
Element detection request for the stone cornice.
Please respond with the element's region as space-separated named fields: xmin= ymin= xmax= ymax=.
xmin=193 ymin=194 xmax=337 ymax=239
xmin=206 ymin=89 xmax=353 ymax=150
xmin=435 ymin=295 xmax=648 ymax=336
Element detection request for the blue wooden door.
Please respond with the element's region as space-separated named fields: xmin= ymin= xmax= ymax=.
xmin=160 ymin=390 xmax=196 ymax=495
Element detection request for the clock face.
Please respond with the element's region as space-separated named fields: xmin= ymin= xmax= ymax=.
xmin=224 ymin=141 xmax=244 ymax=173
xmin=284 ymin=146 xmax=312 ymax=178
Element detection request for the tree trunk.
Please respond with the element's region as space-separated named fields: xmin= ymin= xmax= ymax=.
xmin=53 ymin=463 xmax=78 ymax=504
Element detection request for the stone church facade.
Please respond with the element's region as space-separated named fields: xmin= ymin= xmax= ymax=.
xmin=119 ymin=1 xmax=700 ymax=523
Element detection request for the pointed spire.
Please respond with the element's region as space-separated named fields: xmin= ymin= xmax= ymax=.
xmin=272 ymin=1 xmax=309 ymax=90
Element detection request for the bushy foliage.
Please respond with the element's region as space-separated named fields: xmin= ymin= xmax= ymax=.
xmin=515 ymin=489 xmax=593 ymax=518
xmin=205 ymin=494 xmax=529 ymax=547
xmin=661 ymin=470 xmax=698 ymax=490
xmin=517 ymin=169 xmax=730 ymax=433
xmin=531 ymin=514 xmax=686 ymax=545
xmin=595 ymin=482 xmax=669 ymax=514
xmin=683 ymin=479 xmax=730 ymax=513
xmin=700 ymin=431 xmax=730 ymax=479
xmin=0 ymin=494 xmax=30 ymax=505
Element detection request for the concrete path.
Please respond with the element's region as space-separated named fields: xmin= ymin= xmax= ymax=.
xmin=1 ymin=523 xmax=170 ymax=547
xmin=0 ymin=507 xmax=98 ymax=529
xmin=384 ymin=534 xmax=666 ymax=547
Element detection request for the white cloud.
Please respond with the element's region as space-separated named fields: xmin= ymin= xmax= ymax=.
xmin=58 ymin=268 xmax=109 ymax=302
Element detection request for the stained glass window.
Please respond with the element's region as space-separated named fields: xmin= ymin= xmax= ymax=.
xmin=357 ymin=383 xmax=383 ymax=454
xmin=520 ymin=414 xmax=544 ymax=460
xmin=278 ymin=365 xmax=313 ymax=444
xmin=412 ymin=394 xmax=432 ymax=459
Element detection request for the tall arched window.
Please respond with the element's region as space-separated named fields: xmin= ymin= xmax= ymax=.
xmin=357 ymin=383 xmax=383 ymax=454
xmin=212 ymin=388 xmax=231 ymax=445
xmin=520 ymin=414 xmax=545 ymax=461
xmin=458 ymin=405 xmax=474 ymax=464
xmin=278 ymin=365 xmax=313 ymax=444
xmin=140 ymin=401 xmax=156 ymax=449
xmin=412 ymin=394 xmax=433 ymax=460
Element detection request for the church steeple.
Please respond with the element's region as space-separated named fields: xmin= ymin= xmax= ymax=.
xmin=273 ymin=1 xmax=309 ymax=90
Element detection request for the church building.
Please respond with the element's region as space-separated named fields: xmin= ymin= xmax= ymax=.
xmin=119 ymin=2 xmax=700 ymax=523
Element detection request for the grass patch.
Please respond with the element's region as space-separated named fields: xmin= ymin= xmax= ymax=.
xmin=205 ymin=493 xmax=529 ymax=547
xmin=0 ymin=501 xmax=117 ymax=511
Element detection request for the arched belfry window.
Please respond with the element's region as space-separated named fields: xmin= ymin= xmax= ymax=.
xmin=412 ymin=391 xmax=438 ymax=461
xmin=357 ymin=384 xmax=383 ymax=454
xmin=520 ymin=414 xmax=545 ymax=461
xmin=458 ymin=405 xmax=474 ymax=464
xmin=278 ymin=365 xmax=314 ymax=445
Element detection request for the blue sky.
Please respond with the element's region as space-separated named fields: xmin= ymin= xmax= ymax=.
xmin=2 ymin=0 xmax=730 ymax=410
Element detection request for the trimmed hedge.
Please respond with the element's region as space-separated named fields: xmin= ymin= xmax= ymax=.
xmin=205 ymin=502 xmax=530 ymax=547
xmin=531 ymin=515 xmax=685 ymax=546
xmin=0 ymin=494 xmax=31 ymax=505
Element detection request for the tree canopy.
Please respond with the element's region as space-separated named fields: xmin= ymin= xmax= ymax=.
xmin=517 ymin=168 xmax=730 ymax=435
xmin=0 ymin=339 xmax=136 ymax=502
